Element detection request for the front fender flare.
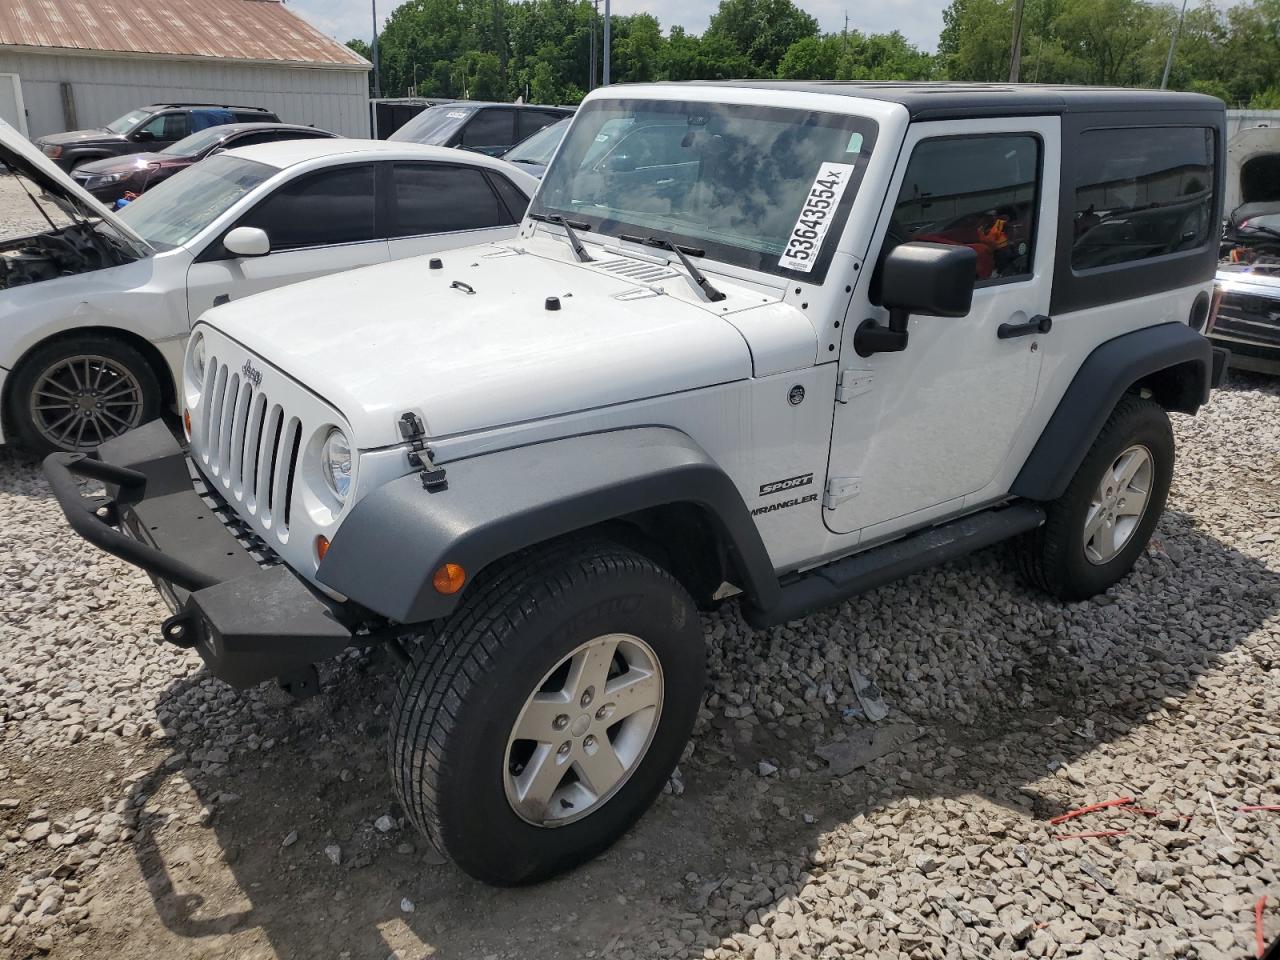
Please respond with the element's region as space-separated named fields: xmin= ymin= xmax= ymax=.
xmin=317 ymin=427 xmax=780 ymax=623
xmin=1012 ymin=322 xmax=1212 ymax=502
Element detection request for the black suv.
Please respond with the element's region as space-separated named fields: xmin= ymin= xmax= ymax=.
xmin=35 ymin=103 xmax=280 ymax=171
xmin=388 ymin=102 xmax=572 ymax=156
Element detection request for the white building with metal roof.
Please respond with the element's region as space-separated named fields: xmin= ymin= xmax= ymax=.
xmin=0 ymin=0 xmax=370 ymax=139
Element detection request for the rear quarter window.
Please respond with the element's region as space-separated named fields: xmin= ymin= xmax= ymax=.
xmin=1070 ymin=127 xmax=1215 ymax=271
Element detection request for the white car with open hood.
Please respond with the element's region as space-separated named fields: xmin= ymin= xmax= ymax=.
xmin=45 ymin=83 xmax=1229 ymax=885
xmin=0 ymin=120 xmax=536 ymax=455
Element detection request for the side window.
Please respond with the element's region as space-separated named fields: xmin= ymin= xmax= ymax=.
xmin=460 ymin=109 xmax=514 ymax=149
xmin=885 ymin=134 xmax=1041 ymax=283
xmin=389 ymin=163 xmax=507 ymax=236
xmin=489 ymin=174 xmax=530 ymax=221
xmin=136 ymin=114 xmax=172 ymax=140
xmin=517 ymin=110 xmax=563 ymax=141
xmin=1070 ymin=127 xmax=1215 ymax=271
xmin=237 ymin=165 xmax=376 ymax=250
xmin=163 ymin=113 xmax=191 ymax=140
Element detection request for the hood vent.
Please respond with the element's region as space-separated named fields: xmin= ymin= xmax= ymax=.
xmin=597 ymin=258 xmax=678 ymax=284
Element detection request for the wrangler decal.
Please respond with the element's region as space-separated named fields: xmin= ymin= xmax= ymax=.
xmin=751 ymin=493 xmax=818 ymax=516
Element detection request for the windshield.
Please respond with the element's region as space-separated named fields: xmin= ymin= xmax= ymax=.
xmin=160 ymin=126 xmax=230 ymax=158
xmin=389 ymin=104 xmax=474 ymax=144
xmin=105 ymin=109 xmax=151 ymax=135
xmin=532 ymin=99 xmax=878 ymax=281
xmin=118 ymin=154 xmax=275 ymax=250
xmin=505 ymin=118 xmax=570 ymax=166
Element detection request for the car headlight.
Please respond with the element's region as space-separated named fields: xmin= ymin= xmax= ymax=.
xmin=188 ymin=333 xmax=206 ymax=386
xmin=321 ymin=428 xmax=353 ymax=501
xmin=41 ymin=143 xmax=62 ymax=159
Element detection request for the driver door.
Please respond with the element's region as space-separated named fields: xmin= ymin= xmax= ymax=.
xmin=824 ymin=116 xmax=1061 ymax=538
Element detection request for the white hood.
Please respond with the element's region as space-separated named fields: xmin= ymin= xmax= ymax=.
xmin=200 ymin=242 xmax=764 ymax=448
xmin=0 ymin=118 xmax=152 ymax=255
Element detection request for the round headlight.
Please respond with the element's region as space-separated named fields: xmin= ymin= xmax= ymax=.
xmin=189 ymin=333 xmax=206 ymax=385
xmin=321 ymin=428 xmax=353 ymax=501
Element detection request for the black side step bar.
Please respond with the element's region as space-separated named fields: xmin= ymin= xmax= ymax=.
xmin=745 ymin=502 xmax=1046 ymax=628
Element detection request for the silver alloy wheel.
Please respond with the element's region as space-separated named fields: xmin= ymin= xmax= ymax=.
xmin=1083 ymin=444 xmax=1154 ymax=565
xmin=504 ymin=633 xmax=663 ymax=827
xmin=29 ymin=355 xmax=145 ymax=451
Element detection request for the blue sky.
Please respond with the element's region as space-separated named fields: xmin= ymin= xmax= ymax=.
xmin=289 ymin=0 xmax=952 ymax=53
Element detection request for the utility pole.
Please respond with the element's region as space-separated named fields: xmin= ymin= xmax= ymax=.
xmin=589 ymin=0 xmax=598 ymax=91
xmin=603 ymin=0 xmax=611 ymax=86
xmin=370 ymin=0 xmax=382 ymax=99
xmin=843 ymin=11 xmax=849 ymax=54
xmin=1007 ymin=0 xmax=1025 ymax=82
xmin=1161 ymin=0 xmax=1190 ymax=89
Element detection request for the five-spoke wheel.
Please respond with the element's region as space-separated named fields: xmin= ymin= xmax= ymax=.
xmin=505 ymin=633 xmax=663 ymax=827
xmin=390 ymin=541 xmax=705 ymax=885
xmin=1083 ymin=444 xmax=1153 ymax=565
xmin=1015 ymin=394 xmax=1173 ymax=601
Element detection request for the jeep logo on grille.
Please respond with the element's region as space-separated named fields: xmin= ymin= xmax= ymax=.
xmin=241 ymin=360 xmax=262 ymax=388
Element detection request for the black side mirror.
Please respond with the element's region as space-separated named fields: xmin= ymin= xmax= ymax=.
xmin=855 ymin=242 xmax=976 ymax=357
xmin=133 ymin=130 xmax=155 ymax=143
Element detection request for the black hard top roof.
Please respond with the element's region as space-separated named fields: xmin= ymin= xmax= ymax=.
xmin=682 ymin=81 xmax=1224 ymax=120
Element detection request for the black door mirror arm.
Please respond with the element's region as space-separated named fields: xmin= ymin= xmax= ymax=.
xmin=853 ymin=308 xmax=911 ymax=357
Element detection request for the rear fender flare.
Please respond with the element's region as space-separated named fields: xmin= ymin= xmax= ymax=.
xmin=1012 ymin=322 xmax=1212 ymax=502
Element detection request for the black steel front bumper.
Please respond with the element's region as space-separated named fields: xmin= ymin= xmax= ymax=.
xmin=43 ymin=420 xmax=354 ymax=688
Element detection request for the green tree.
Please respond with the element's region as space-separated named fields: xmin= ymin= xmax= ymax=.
xmin=939 ymin=0 xmax=1020 ymax=79
xmin=704 ymin=0 xmax=819 ymax=74
xmin=777 ymin=35 xmax=841 ymax=79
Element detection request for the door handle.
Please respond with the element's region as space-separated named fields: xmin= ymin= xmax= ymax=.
xmin=997 ymin=314 xmax=1051 ymax=339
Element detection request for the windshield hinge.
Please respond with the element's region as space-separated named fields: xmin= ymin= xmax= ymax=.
xmin=823 ymin=477 xmax=861 ymax=510
xmin=399 ymin=412 xmax=447 ymax=492
xmin=836 ymin=370 xmax=873 ymax=404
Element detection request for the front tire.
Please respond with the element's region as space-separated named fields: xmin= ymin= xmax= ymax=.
xmin=10 ymin=334 xmax=162 ymax=456
xmin=1015 ymin=394 xmax=1173 ymax=601
xmin=389 ymin=540 xmax=705 ymax=885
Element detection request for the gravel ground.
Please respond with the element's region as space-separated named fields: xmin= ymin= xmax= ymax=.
xmin=0 ymin=373 xmax=1276 ymax=960
xmin=1 ymin=182 xmax=1278 ymax=958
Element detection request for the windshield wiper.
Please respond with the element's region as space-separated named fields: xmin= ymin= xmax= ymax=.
xmin=622 ymin=234 xmax=726 ymax=302
xmin=529 ymin=212 xmax=594 ymax=262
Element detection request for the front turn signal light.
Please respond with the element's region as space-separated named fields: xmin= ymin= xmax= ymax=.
xmin=182 ymin=408 xmax=192 ymax=439
xmin=432 ymin=563 xmax=466 ymax=595
xmin=315 ymin=535 xmax=330 ymax=561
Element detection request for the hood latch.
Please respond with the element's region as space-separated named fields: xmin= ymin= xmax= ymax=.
xmin=399 ymin=412 xmax=447 ymax=492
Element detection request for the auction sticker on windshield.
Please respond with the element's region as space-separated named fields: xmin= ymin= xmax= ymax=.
xmin=780 ymin=162 xmax=856 ymax=273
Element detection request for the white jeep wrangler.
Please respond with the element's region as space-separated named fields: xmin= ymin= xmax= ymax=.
xmin=47 ymin=81 xmax=1230 ymax=885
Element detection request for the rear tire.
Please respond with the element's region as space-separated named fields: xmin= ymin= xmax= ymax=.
xmin=1014 ymin=394 xmax=1173 ymax=601
xmin=389 ymin=540 xmax=705 ymax=885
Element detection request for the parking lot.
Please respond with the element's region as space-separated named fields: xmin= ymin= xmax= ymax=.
xmin=0 ymin=366 xmax=1276 ymax=959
